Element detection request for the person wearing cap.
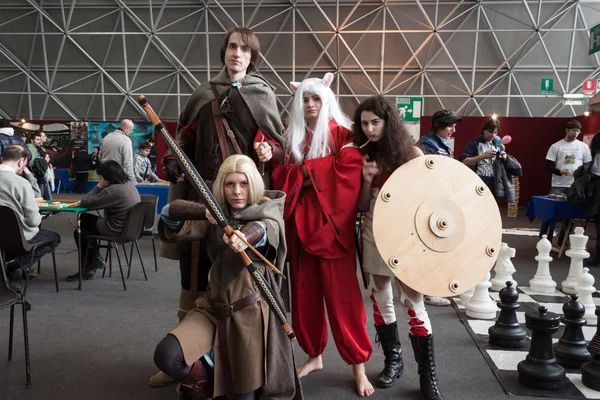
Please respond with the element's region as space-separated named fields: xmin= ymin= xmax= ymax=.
xmin=416 ymin=110 xmax=462 ymax=157
xmin=416 ymin=109 xmax=462 ymax=307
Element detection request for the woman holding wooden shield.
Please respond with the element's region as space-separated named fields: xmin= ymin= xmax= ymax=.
xmin=354 ymin=96 xmax=444 ymax=400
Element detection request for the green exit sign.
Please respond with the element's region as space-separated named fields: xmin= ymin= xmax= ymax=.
xmin=541 ymin=78 xmax=553 ymax=95
xmin=590 ymin=22 xmax=600 ymax=55
xmin=395 ymin=96 xmax=423 ymax=123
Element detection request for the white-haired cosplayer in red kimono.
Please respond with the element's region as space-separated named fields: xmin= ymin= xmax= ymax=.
xmin=255 ymin=72 xmax=374 ymax=397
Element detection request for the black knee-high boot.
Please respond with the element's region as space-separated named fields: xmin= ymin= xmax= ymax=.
xmin=410 ymin=334 xmax=444 ymax=400
xmin=375 ymin=322 xmax=404 ymax=388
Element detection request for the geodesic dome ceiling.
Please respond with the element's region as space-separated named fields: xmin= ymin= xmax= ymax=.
xmin=1 ymin=0 xmax=600 ymax=121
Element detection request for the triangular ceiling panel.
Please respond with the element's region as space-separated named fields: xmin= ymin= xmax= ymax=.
xmin=1 ymin=1 xmax=600 ymax=120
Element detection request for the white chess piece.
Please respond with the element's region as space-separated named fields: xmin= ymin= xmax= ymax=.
xmin=465 ymin=272 xmax=497 ymax=319
xmin=575 ymin=267 xmax=597 ymax=326
xmin=529 ymin=235 xmax=557 ymax=293
xmin=561 ymin=227 xmax=590 ymax=294
xmin=459 ymin=287 xmax=475 ymax=306
xmin=491 ymin=242 xmax=517 ymax=291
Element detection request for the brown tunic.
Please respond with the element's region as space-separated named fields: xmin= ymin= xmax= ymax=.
xmin=172 ymin=265 xmax=269 ymax=397
xmin=170 ymin=191 xmax=295 ymax=398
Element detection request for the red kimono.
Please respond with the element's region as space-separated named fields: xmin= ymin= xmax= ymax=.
xmin=269 ymin=120 xmax=372 ymax=365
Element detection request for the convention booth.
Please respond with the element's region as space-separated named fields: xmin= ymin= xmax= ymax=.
xmin=10 ymin=119 xmax=178 ymax=212
xmin=11 ymin=115 xmax=599 ymax=216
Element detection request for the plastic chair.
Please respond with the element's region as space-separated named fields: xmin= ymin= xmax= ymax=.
xmin=138 ymin=194 xmax=159 ymax=273
xmin=0 ymin=206 xmax=59 ymax=387
xmin=0 ymin=206 xmax=58 ymax=293
xmin=86 ymin=202 xmax=148 ymax=291
xmin=0 ymin=256 xmax=31 ymax=386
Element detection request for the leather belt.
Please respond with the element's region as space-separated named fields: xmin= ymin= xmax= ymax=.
xmin=210 ymin=290 xmax=262 ymax=399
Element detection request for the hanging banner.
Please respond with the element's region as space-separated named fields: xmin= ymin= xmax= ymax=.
xmin=87 ymin=122 xmax=153 ymax=154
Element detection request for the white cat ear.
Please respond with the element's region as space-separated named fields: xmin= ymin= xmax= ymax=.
xmin=322 ymin=72 xmax=334 ymax=88
xmin=290 ymin=81 xmax=301 ymax=93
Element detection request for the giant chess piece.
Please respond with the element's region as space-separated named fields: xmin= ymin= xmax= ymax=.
xmin=582 ymin=307 xmax=600 ymax=391
xmin=466 ymin=272 xmax=497 ymax=320
xmin=529 ymin=235 xmax=557 ymax=293
xmin=491 ymin=243 xmax=517 ymax=291
xmin=575 ymin=267 xmax=597 ymax=326
xmin=517 ymin=306 xmax=565 ymax=390
xmin=488 ymin=281 xmax=527 ymax=348
xmin=561 ymin=227 xmax=590 ymax=294
xmin=553 ymin=294 xmax=592 ymax=368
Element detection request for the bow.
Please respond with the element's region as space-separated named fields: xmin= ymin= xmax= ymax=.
xmin=138 ymin=95 xmax=295 ymax=341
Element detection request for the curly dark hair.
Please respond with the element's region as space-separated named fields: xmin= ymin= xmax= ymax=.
xmin=353 ymin=96 xmax=418 ymax=171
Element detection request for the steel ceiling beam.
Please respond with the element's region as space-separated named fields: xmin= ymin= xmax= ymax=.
xmin=2 ymin=0 xmax=600 ymax=119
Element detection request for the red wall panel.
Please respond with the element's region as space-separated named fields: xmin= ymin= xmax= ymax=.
xmin=419 ymin=116 xmax=573 ymax=206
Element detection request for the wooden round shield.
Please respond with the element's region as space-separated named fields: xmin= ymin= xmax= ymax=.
xmin=373 ymin=155 xmax=502 ymax=297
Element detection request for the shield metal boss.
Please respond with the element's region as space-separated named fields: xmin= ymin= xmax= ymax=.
xmin=373 ymin=155 xmax=502 ymax=297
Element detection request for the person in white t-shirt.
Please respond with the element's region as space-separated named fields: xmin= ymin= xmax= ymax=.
xmin=540 ymin=119 xmax=592 ymax=243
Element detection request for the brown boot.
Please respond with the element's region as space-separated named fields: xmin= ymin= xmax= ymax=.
xmin=179 ymin=360 xmax=213 ymax=399
xmin=149 ymin=370 xmax=175 ymax=387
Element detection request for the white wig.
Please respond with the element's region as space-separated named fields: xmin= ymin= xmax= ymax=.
xmin=285 ymin=72 xmax=352 ymax=165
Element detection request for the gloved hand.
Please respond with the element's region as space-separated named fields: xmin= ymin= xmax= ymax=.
xmin=164 ymin=159 xmax=184 ymax=184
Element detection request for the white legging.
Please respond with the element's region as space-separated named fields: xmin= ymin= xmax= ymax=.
xmin=369 ymin=274 xmax=432 ymax=336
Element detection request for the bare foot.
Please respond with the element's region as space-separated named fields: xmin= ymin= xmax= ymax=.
xmin=297 ymin=356 xmax=323 ymax=378
xmin=353 ymin=363 xmax=374 ymax=397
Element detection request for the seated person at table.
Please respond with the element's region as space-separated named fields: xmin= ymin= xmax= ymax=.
xmin=0 ymin=145 xmax=61 ymax=291
xmin=540 ymin=119 xmax=592 ymax=244
xmin=66 ymin=160 xmax=141 ymax=281
xmin=133 ymin=141 xmax=162 ymax=183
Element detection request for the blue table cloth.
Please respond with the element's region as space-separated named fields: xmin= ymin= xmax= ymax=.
xmin=136 ymin=183 xmax=169 ymax=212
xmin=54 ymin=168 xmax=97 ymax=193
xmin=525 ymin=196 xmax=586 ymax=227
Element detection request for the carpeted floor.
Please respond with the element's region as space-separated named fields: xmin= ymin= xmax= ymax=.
xmin=0 ymin=203 xmax=595 ymax=400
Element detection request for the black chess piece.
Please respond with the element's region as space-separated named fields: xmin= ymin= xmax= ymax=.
xmin=582 ymin=307 xmax=600 ymax=390
xmin=488 ymin=281 xmax=527 ymax=348
xmin=517 ymin=305 xmax=565 ymax=390
xmin=553 ymin=294 xmax=592 ymax=368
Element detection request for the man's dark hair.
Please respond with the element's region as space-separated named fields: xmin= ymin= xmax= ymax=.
xmin=28 ymin=131 xmax=42 ymax=144
xmin=566 ymin=119 xmax=582 ymax=130
xmin=481 ymin=119 xmax=501 ymax=135
xmin=220 ymin=27 xmax=260 ymax=74
xmin=97 ymin=160 xmax=130 ymax=184
xmin=0 ymin=119 xmax=11 ymax=129
xmin=139 ymin=141 xmax=152 ymax=151
xmin=1 ymin=145 xmax=28 ymax=162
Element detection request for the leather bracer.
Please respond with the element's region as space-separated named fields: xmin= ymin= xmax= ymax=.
xmin=168 ymin=200 xmax=207 ymax=221
xmin=240 ymin=221 xmax=266 ymax=247
xmin=270 ymin=145 xmax=284 ymax=166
